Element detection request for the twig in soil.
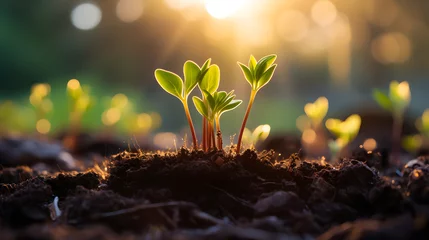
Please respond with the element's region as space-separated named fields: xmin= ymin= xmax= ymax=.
xmin=207 ymin=185 xmax=253 ymax=209
xmin=191 ymin=209 xmax=226 ymax=225
xmin=90 ymin=201 xmax=197 ymax=219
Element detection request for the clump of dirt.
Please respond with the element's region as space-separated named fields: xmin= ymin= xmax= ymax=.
xmin=0 ymin=166 xmax=34 ymax=184
xmin=45 ymin=171 xmax=101 ymax=197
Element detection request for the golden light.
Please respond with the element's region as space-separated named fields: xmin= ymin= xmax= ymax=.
xmin=116 ymin=0 xmax=144 ymax=23
xmin=311 ymin=0 xmax=337 ymax=27
xmin=164 ymin=0 xmax=200 ymax=10
xmin=111 ymin=93 xmax=129 ymax=109
xmin=296 ymin=115 xmax=311 ymax=132
xmin=277 ymin=10 xmax=309 ymax=42
xmin=137 ymin=113 xmax=152 ymax=130
xmin=371 ymin=32 xmax=411 ymax=64
xmin=302 ymin=129 xmax=317 ymax=144
xmin=102 ymin=108 xmax=121 ymax=126
xmin=40 ymin=99 xmax=53 ymax=113
xmin=67 ymin=79 xmax=81 ymax=90
xmin=204 ymin=0 xmax=245 ymax=19
xmin=235 ymin=17 xmax=273 ymax=46
xmin=397 ymin=81 xmax=410 ymax=101
xmin=71 ymin=3 xmax=102 ymax=30
xmin=75 ymin=95 xmax=91 ymax=112
xmin=363 ymin=138 xmax=377 ymax=151
xmin=31 ymin=83 xmax=51 ymax=98
xmin=36 ymin=119 xmax=51 ymax=134
xmin=150 ymin=112 xmax=162 ymax=129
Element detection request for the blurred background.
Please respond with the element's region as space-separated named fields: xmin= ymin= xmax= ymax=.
xmin=1 ymin=0 xmax=429 ymax=151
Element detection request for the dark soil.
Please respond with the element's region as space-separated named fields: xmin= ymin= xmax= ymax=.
xmin=1 ymin=148 xmax=429 ymax=239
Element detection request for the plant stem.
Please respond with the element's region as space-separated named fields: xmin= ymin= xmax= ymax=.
xmin=392 ymin=114 xmax=403 ymax=167
xmin=215 ymin=116 xmax=222 ymax=150
xmin=209 ymin=121 xmax=216 ymax=150
xmin=202 ymin=116 xmax=207 ymax=152
xmin=183 ymin=101 xmax=198 ymax=150
xmin=236 ymin=89 xmax=257 ymax=153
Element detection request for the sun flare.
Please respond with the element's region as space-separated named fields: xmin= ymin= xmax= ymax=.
xmin=204 ymin=0 xmax=245 ymax=19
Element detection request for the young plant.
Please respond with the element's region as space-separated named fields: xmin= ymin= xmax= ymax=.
xmin=67 ymin=79 xmax=94 ymax=132
xmin=236 ymin=54 xmax=277 ymax=153
xmin=242 ymin=124 xmax=271 ymax=149
xmin=304 ymin=96 xmax=329 ymax=129
xmin=373 ymin=81 xmax=411 ymax=165
xmin=325 ymin=114 xmax=361 ymax=160
xmin=196 ymin=59 xmax=220 ymax=151
xmin=193 ymin=90 xmax=242 ymax=150
xmin=154 ymin=60 xmax=215 ymax=149
xmin=29 ymin=83 xmax=53 ymax=135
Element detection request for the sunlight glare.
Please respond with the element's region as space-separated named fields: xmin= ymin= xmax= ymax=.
xmin=311 ymin=0 xmax=337 ymax=27
xmin=277 ymin=10 xmax=309 ymax=42
xmin=205 ymin=0 xmax=245 ymax=19
xmin=116 ymin=0 xmax=144 ymax=23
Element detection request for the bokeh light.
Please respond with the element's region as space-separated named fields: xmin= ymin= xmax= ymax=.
xmin=154 ymin=132 xmax=177 ymax=149
xmin=311 ymin=0 xmax=337 ymax=27
xmin=71 ymin=3 xmax=102 ymax=30
xmin=205 ymin=0 xmax=245 ymax=19
xmin=67 ymin=79 xmax=81 ymax=90
xmin=277 ymin=10 xmax=309 ymax=42
xmin=102 ymin=108 xmax=121 ymax=126
xmin=371 ymin=32 xmax=412 ymax=64
xmin=302 ymin=129 xmax=316 ymax=144
xmin=116 ymin=0 xmax=144 ymax=23
xmin=36 ymin=119 xmax=51 ymax=134
xmin=111 ymin=93 xmax=129 ymax=109
xmin=363 ymin=138 xmax=377 ymax=151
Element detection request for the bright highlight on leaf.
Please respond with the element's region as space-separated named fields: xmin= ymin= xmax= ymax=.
xmin=373 ymin=80 xmax=411 ymax=116
xmin=304 ymin=96 xmax=329 ymax=127
xmin=242 ymin=124 xmax=271 ymax=148
xmin=326 ymin=114 xmax=361 ymax=159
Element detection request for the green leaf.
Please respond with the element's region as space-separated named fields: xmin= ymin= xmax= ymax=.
xmin=249 ymin=55 xmax=257 ymax=72
xmin=154 ymin=69 xmax=183 ymax=100
xmin=183 ymin=61 xmax=200 ymax=95
xmin=373 ymin=89 xmax=392 ymax=112
xmin=192 ymin=96 xmax=209 ymax=118
xmin=256 ymin=64 xmax=277 ymax=90
xmin=219 ymin=100 xmax=242 ymax=115
xmin=201 ymin=58 xmax=211 ymax=72
xmin=255 ymin=54 xmax=277 ymax=80
xmin=203 ymin=90 xmax=215 ymax=110
xmin=237 ymin=62 xmax=253 ymax=87
xmin=199 ymin=65 xmax=220 ymax=94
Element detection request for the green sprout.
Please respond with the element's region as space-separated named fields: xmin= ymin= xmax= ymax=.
xmin=154 ymin=60 xmax=216 ymax=149
xmin=236 ymin=54 xmax=277 ymax=153
xmin=29 ymin=83 xmax=53 ymax=135
xmin=373 ymin=80 xmax=410 ymax=165
xmin=325 ymin=114 xmax=361 ymax=160
xmin=195 ymin=59 xmax=220 ymax=152
xmin=242 ymin=124 xmax=271 ymax=149
xmin=193 ymin=90 xmax=242 ymax=150
xmin=402 ymin=108 xmax=429 ymax=154
xmin=304 ymin=96 xmax=329 ymax=128
xmin=67 ymin=79 xmax=94 ymax=132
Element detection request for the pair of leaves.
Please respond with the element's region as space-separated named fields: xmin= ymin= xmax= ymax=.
xmin=154 ymin=59 xmax=218 ymax=101
xmin=193 ymin=90 xmax=242 ymax=120
xmin=325 ymin=114 xmax=361 ymax=143
xmin=373 ymin=81 xmax=411 ymax=115
xmin=304 ymin=96 xmax=329 ymax=126
xmin=238 ymin=54 xmax=277 ymax=91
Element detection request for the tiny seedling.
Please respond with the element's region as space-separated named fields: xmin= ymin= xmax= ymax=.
xmin=325 ymin=114 xmax=361 ymax=160
xmin=155 ymin=60 xmax=217 ymax=149
xmin=193 ymin=90 xmax=242 ymax=150
xmin=373 ymin=80 xmax=410 ymax=165
xmin=304 ymin=96 xmax=329 ymax=129
xmin=67 ymin=79 xmax=94 ymax=132
xmin=242 ymin=124 xmax=271 ymax=149
xmin=402 ymin=135 xmax=422 ymax=154
xmin=236 ymin=54 xmax=277 ymax=153
xmin=416 ymin=109 xmax=429 ymax=138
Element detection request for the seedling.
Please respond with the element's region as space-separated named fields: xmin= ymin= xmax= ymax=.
xmin=67 ymin=79 xmax=94 ymax=132
xmin=373 ymin=81 xmax=411 ymax=165
xmin=242 ymin=124 xmax=271 ymax=149
xmin=402 ymin=135 xmax=422 ymax=154
xmin=193 ymin=90 xmax=242 ymax=149
xmin=325 ymin=114 xmax=361 ymax=160
xmin=304 ymin=97 xmax=329 ymax=129
xmin=236 ymin=54 xmax=277 ymax=153
xmin=154 ymin=60 xmax=217 ymax=149
xmin=416 ymin=109 xmax=429 ymax=137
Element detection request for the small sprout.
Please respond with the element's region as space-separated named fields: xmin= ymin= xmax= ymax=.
xmin=155 ymin=60 xmax=216 ymax=149
xmin=416 ymin=109 xmax=429 ymax=137
xmin=242 ymin=124 xmax=271 ymax=148
xmin=373 ymin=80 xmax=411 ymax=165
xmin=236 ymin=54 xmax=277 ymax=153
xmin=304 ymin=96 xmax=329 ymax=128
xmin=326 ymin=114 xmax=361 ymax=160
xmin=67 ymin=79 xmax=94 ymax=131
xmin=193 ymin=90 xmax=242 ymax=149
xmin=402 ymin=135 xmax=422 ymax=154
